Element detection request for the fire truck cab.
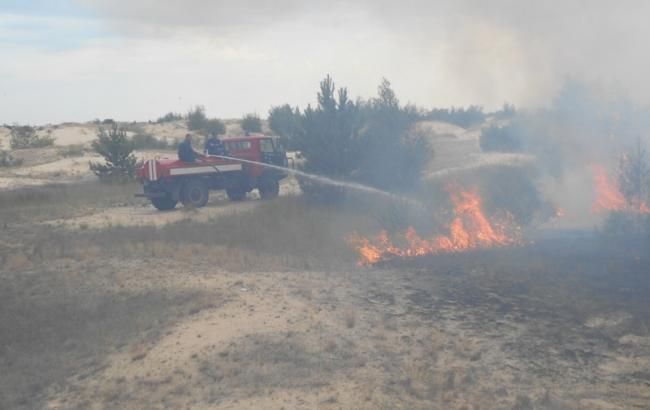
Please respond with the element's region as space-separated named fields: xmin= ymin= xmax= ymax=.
xmin=136 ymin=135 xmax=288 ymax=210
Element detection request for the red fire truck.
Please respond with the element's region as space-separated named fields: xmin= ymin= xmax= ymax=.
xmin=136 ymin=135 xmax=288 ymax=210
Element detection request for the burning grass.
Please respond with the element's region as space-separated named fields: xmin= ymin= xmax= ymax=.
xmin=592 ymin=163 xmax=650 ymax=214
xmin=348 ymin=185 xmax=523 ymax=265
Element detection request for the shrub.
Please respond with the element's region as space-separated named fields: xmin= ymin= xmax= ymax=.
xmin=156 ymin=112 xmax=183 ymax=123
xmin=131 ymin=132 xmax=171 ymax=150
xmin=296 ymin=76 xmax=362 ymax=180
xmin=479 ymin=124 xmax=523 ymax=152
xmin=268 ymin=104 xmax=301 ymax=148
xmin=424 ymin=106 xmax=485 ymax=128
xmin=0 ymin=151 xmax=23 ymax=167
xmin=617 ymin=137 xmax=650 ymax=211
xmin=187 ymin=106 xmax=207 ymax=131
xmin=10 ymin=126 xmax=54 ymax=149
xmin=203 ymin=118 xmax=226 ymax=136
xmin=293 ymin=75 xmax=430 ymax=199
xmin=356 ymin=78 xmax=430 ymax=192
xmin=241 ymin=113 xmax=262 ymax=134
xmin=89 ymin=125 xmax=137 ymax=181
xmin=57 ymin=144 xmax=86 ymax=158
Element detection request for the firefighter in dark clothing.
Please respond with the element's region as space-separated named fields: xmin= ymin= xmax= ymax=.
xmin=177 ymin=134 xmax=204 ymax=162
xmin=204 ymin=134 xmax=228 ymax=157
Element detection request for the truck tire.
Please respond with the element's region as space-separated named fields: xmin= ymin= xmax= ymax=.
xmin=259 ymin=178 xmax=279 ymax=199
xmin=226 ymin=186 xmax=246 ymax=201
xmin=181 ymin=180 xmax=209 ymax=208
xmin=151 ymin=195 xmax=178 ymax=211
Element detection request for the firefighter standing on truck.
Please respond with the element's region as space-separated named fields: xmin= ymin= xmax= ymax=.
xmin=178 ymin=133 xmax=203 ymax=162
xmin=204 ymin=133 xmax=228 ymax=157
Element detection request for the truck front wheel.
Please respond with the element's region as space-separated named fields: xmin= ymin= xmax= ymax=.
xmin=151 ymin=195 xmax=178 ymax=211
xmin=181 ymin=180 xmax=209 ymax=208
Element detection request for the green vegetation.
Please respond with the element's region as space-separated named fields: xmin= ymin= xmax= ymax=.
xmin=479 ymin=124 xmax=523 ymax=152
xmin=424 ymin=105 xmax=485 ymax=128
xmin=187 ymin=105 xmax=207 ymax=131
xmin=241 ymin=113 xmax=262 ymax=134
xmin=156 ymin=112 xmax=183 ymax=123
xmin=203 ymin=118 xmax=226 ymax=136
xmin=293 ymin=75 xmax=431 ymax=199
xmin=617 ymin=137 xmax=650 ymax=211
xmin=89 ymin=125 xmax=138 ymax=181
xmin=0 ymin=150 xmax=23 ymax=167
xmin=268 ymin=104 xmax=301 ymax=148
xmin=186 ymin=106 xmax=225 ymax=136
xmin=10 ymin=125 xmax=55 ymax=149
xmin=131 ymin=132 xmax=175 ymax=150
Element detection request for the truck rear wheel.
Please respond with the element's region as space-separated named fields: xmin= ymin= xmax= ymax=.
xmin=259 ymin=178 xmax=280 ymax=199
xmin=151 ymin=195 xmax=178 ymax=211
xmin=181 ymin=180 xmax=209 ymax=208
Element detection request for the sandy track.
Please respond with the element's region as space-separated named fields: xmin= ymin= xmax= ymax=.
xmin=46 ymin=178 xmax=302 ymax=229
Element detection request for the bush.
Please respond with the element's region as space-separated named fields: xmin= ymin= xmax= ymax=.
xmin=131 ymin=133 xmax=172 ymax=150
xmin=293 ymin=76 xmax=430 ymax=200
xmin=268 ymin=105 xmax=301 ymax=148
xmin=617 ymin=137 xmax=650 ymax=211
xmin=356 ymin=78 xmax=430 ymax=192
xmin=203 ymin=118 xmax=226 ymax=136
xmin=479 ymin=124 xmax=523 ymax=152
xmin=57 ymin=144 xmax=86 ymax=158
xmin=156 ymin=112 xmax=183 ymax=123
xmin=0 ymin=151 xmax=23 ymax=167
xmin=424 ymin=106 xmax=486 ymax=128
xmin=10 ymin=126 xmax=54 ymax=149
xmin=89 ymin=125 xmax=138 ymax=181
xmin=241 ymin=113 xmax=262 ymax=134
xmin=296 ymin=76 xmax=362 ymax=178
xmin=187 ymin=106 xmax=207 ymax=131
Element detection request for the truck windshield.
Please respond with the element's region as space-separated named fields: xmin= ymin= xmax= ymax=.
xmin=260 ymin=139 xmax=275 ymax=153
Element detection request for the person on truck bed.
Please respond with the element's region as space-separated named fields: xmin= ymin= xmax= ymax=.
xmin=177 ymin=133 xmax=204 ymax=162
xmin=204 ymin=134 xmax=228 ymax=157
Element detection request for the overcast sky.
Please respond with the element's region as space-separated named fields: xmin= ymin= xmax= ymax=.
xmin=1 ymin=0 xmax=649 ymax=124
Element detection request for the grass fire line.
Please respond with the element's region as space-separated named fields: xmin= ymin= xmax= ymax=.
xmin=347 ymin=186 xmax=523 ymax=266
xmin=591 ymin=164 xmax=650 ymax=214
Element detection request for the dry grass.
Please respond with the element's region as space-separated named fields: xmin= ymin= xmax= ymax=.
xmin=0 ymin=181 xmax=140 ymax=224
xmin=1 ymin=195 xmax=375 ymax=272
xmin=198 ymin=333 xmax=355 ymax=403
xmin=0 ymin=264 xmax=217 ymax=409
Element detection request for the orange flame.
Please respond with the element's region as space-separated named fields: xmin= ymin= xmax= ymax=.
xmin=347 ymin=187 xmax=521 ymax=265
xmin=591 ymin=164 xmax=650 ymax=214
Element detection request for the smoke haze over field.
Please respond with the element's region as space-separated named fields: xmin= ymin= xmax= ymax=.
xmin=2 ymin=0 xmax=650 ymax=123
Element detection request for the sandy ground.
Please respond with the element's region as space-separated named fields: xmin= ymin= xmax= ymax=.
xmin=47 ymin=177 xmax=302 ymax=229
xmin=32 ymin=247 xmax=650 ymax=410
